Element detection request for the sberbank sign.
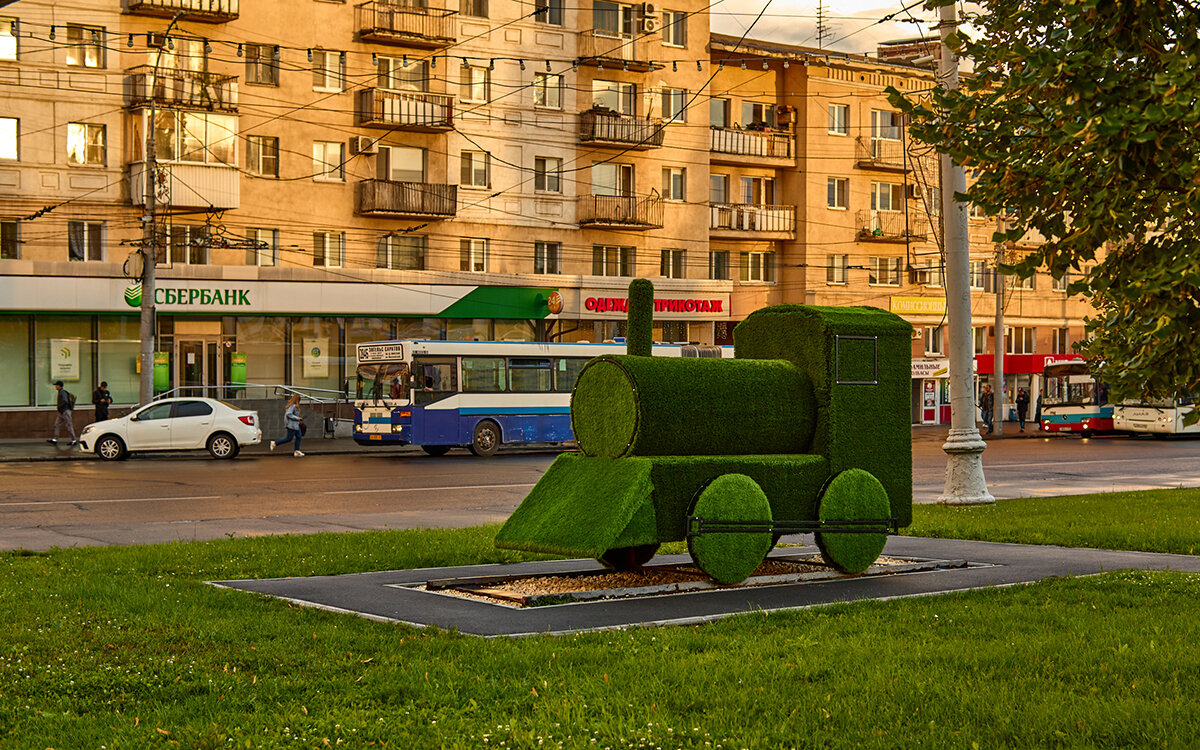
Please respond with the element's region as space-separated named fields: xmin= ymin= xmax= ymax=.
xmin=124 ymin=284 xmax=251 ymax=308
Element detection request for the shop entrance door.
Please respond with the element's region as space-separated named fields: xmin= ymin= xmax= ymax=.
xmin=921 ymin=379 xmax=939 ymax=424
xmin=176 ymin=338 xmax=222 ymax=397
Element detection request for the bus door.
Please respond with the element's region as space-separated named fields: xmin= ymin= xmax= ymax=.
xmin=412 ymin=357 xmax=459 ymax=444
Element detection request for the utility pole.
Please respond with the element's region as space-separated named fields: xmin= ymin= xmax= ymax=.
xmin=993 ymin=218 xmax=1005 ymax=436
xmin=935 ymin=1 xmax=994 ymax=506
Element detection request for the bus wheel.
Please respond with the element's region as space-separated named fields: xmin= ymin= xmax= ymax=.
xmin=1080 ymin=429 xmax=1093 ymax=439
xmin=421 ymin=445 xmax=451 ymax=457
xmin=469 ymin=420 xmax=500 ymax=457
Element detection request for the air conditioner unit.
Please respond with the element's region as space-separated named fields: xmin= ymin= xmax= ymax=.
xmin=641 ymin=3 xmax=658 ymax=16
xmin=642 ymin=16 xmax=659 ymax=32
xmin=350 ymin=136 xmax=378 ymax=155
xmin=146 ymin=32 xmax=167 ymax=49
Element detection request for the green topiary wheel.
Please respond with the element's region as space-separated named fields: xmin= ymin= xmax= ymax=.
xmin=687 ymin=474 xmax=773 ymax=584
xmin=815 ymin=469 xmax=890 ymax=574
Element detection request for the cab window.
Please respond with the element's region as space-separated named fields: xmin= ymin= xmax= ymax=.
xmin=174 ymin=401 xmax=214 ymax=418
xmin=135 ymin=402 xmax=174 ymax=421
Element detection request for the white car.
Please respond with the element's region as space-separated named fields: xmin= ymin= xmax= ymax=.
xmin=79 ymin=398 xmax=262 ymax=460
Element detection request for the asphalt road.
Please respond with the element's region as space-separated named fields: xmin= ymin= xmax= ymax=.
xmin=2 ymin=432 xmax=1199 ymax=551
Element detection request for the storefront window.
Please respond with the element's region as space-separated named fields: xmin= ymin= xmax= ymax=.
xmin=97 ymin=317 xmax=140 ymax=404
xmin=446 ymin=319 xmax=490 ymax=341
xmin=396 ymin=318 xmax=444 ymax=341
xmin=0 ymin=316 xmax=30 ymax=406
xmin=291 ymin=317 xmax=341 ymax=394
xmin=494 ymin=319 xmax=534 ymax=342
xmin=34 ymin=317 xmax=93 ymax=407
xmin=236 ymin=317 xmax=287 ymax=389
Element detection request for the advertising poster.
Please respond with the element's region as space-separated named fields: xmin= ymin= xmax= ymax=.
xmin=303 ymin=338 xmax=329 ymax=378
xmin=50 ymin=338 xmax=80 ymax=381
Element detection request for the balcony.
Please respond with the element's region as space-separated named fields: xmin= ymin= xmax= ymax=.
xmin=578 ymin=194 xmax=663 ymax=229
xmin=125 ymin=0 xmax=238 ymax=22
xmin=709 ymin=203 xmax=796 ymax=238
xmin=855 ymin=137 xmax=908 ymax=173
xmin=710 ymin=126 xmax=793 ymax=165
xmin=127 ymin=66 xmax=238 ymax=113
xmin=579 ymin=109 xmax=664 ymax=150
xmin=358 ymin=89 xmax=454 ymax=131
xmin=358 ymin=179 xmax=457 ymax=218
xmin=129 ymin=162 xmax=239 ymax=209
xmin=357 ymin=2 xmax=457 ymax=48
xmin=856 ymin=209 xmax=931 ymax=242
xmin=576 ymin=30 xmax=661 ymax=72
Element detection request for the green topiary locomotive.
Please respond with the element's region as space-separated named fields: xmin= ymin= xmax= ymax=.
xmin=495 ymin=282 xmax=913 ymax=583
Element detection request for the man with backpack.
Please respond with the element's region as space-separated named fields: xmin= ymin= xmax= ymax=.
xmin=48 ymin=380 xmax=77 ymax=446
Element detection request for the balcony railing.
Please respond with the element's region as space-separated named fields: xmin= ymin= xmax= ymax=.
xmin=127 ymin=66 xmax=238 ymax=112
xmin=710 ymin=127 xmax=793 ymax=160
xmin=126 ymin=0 xmax=238 ymax=22
xmin=577 ymin=29 xmax=660 ymax=72
xmin=358 ymin=89 xmax=454 ymax=131
xmin=129 ymin=162 xmax=239 ymax=209
xmin=709 ymin=203 xmax=796 ymax=233
xmin=359 ymin=179 xmax=457 ymax=218
xmin=856 ymin=209 xmax=930 ymax=241
xmin=855 ymin=137 xmax=908 ymax=172
xmin=357 ymin=2 xmax=457 ymax=48
xmin=578 ymin=194 xmax=663 ymax=229
xmin=579 ymin=110 xmax=664 ymax=149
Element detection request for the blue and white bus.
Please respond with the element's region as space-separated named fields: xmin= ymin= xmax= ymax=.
xmin=1113 ymin=396 xmax=1200 ymax=436
xmin=353 ymin=340 xmax=729 ymax=456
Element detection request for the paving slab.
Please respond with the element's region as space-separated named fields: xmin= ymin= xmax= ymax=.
xmin=210 ymin=536 xmax=1200 ymax=637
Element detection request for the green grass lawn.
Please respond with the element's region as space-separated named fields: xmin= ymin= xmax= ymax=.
xmin=2 ymin=490 xmax=1199 ymax=748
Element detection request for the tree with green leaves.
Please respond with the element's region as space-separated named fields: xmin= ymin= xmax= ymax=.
xmin=888 ymin=0 xmax=1200 ymax=413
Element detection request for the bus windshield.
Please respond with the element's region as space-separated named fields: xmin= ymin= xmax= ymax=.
xmin=1041 ymin=364 xmax=1095 ymax=406
xmin=355 ymin=363 xmax=409 ymax=402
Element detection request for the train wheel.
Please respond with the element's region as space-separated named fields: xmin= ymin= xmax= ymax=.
xmin=815 ymin=469 xmax=890 ymax=574
xmin=597 ymin=545 xmax=659 ymax=571
xmin=687 ymin=474 xmax=772 ymax=585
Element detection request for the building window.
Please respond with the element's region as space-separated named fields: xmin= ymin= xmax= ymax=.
xmin=1 ymin=219 xmax=16 ymax=259
xmin=379 ymin=145 xmax=426 ymax=182
xmin=0 ymin=17 xmax=16 ymax=61
xmin=969 ymin=202 xmax=988 ymax=220
xmin=828 ymin=103 xmax=849 ymax=135
xmin=591 ymin=162 xmax=633 ymax=196
xmin=661 ymin=88 xmax=688 ymax=122
xmin=66 ymin=25 xmax=104 ymax=68
xmin=662 ymin=167 xmax=686 ymax=201
xmin=742 ymin=101 xmax=775 ymax=129
xmin=533 ymin=73 xmax=562 ymax=109
xmin=741 ymin=176 xmax=774 ymax=205
xmin=592 ymin=80 xmax=636 ymax=115
xmin=163 ymin=225 xmax=208 ymax=266
xmin=66 ymin=123 xmax=105 ymax=167
xmin=247 ymin=135 xmax=279 ymax=177
xmin=1052 ymin=327 xmax=1071 ymax=354
xmin=660 ymin=248 xmax=685 ymax=279
xmin=144 ymin=111 xmax=235 ymax=165
xmin=594 ymin=0 xmax=635 ymax=36
xmin=1018 ymin=272 xmax=1036 ymax=290
xmin=313 ymin=231 xmax=344 ymax=268
xmin=378 ymin=56 xmax=429 ymax=92
xmin=313 ymin=140 xmax=345 ymax=181
xmin=710 ymin=98 xmax=729 ymax=128
xmin=868 ymin=256 xmax=902 ymax=286
xmin=826 ymin=254 xmax=847 ymax=284
xmin=1007 ymin=326 xmax=1036 ymax=355
xmin=534 ymin=157 xmax=562 ymax=193
xmin=661 ymin=321 xmax=688 ymax=342
xmin=871 ymin=109 xmax=902 ymax=140
xmin=461 ymin=0 xmax=488 ymax=17
xmin=245 ymin=43 xmax=279 ymax=86
xmin=827 ymin=177 xmax=848 ymax=209
xmin=870 ymin=182 xmax=904 ymax=212
xmin=593 ymin=245 xmax=635 ymax=276
xmin=0 ymin=117 xmax=17 ymax=160
xmin=248 ymin=228 xmax=277 ymax=266
xmin=534 ymin=0 xmax=563 ymax=25
xmin=709 ymin=174 xmax=728 ymax=203
xmin=924 ymin=325 xmax=944 ymax=356
xmin=460 ymin=151 xmax=490 ymax=188
xmin=312 ymin=50 xmax=344 ymax=92
xmin=709 ymin=250 xmax=729 ymax=280
xmin=974 ymin=326 xmax=987 ymax=355
xmin=534 ymin=241 xmax=561 ymax=274
xmin=662 ymin=10 xmax=686 ymax=46
xmin=1052 ymin=270 xmax=1069 ymax=292
xmin=461 ymin=65 xmax=490 ymax=103
xmin=67 ymin=221 xmax=103 ymax=262
xmin=460 ymin=238 xmax=488 ymax=272
xmin=740 ymin=251 xmax=775 ymax=282
xmin=969 ymin=260 xmax=990 ymax=290
xmin=377 ymin=234 xmax=426 ymax=270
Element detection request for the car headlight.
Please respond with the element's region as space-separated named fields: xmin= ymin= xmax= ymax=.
xmin=81 ymin=425 xmax=94 ymax=435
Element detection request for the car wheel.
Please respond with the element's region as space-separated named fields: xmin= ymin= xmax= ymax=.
xmin=468 ymin=420 xmax=500 ymax=458
xmin=96 ymin=435 xmax=126 ymax=461
xmin=207 ymin=432 xmax=237 ymax=459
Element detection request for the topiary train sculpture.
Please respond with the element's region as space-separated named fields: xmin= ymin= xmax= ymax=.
xmin=495 ymin=280 xmax=913 ymax=583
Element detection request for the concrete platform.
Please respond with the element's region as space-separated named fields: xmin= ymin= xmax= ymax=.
xmin=211 ymin=536 xmax=1200 ymax=637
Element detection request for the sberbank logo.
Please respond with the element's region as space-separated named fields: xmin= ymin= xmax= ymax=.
xmin=121 ymin=285 xmax=252 ymax=307
xmin=124 ymin=284 xmax=142 ymax=308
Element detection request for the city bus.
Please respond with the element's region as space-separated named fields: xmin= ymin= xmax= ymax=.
xmin=1039 ymin=359 xmax=1113 ymax=437
xmin=1113 ymin=396 xmax=1200 ymax=436
xmin=353 ymin=340 xmax=730 ymax=456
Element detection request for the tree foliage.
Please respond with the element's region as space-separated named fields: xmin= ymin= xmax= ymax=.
xmin=889 ymin=0 xmax=1200 ymax=409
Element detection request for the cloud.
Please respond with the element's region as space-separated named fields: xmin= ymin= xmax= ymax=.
xmin=709 ymin=0 xmax=940 ymax=57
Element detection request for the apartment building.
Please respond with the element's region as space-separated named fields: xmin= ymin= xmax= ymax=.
xmin=0 ymin=4 xmax=1094 ymax=430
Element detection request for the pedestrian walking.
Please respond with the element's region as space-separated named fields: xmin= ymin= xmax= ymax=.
xmin=47 ymin=380 xmax=77 ymax=446
xmin=92 ymin=381 xmax=112 ymax=422
xmin=268 ymin=393 xmax=305 ymax=457
xmin=979 ymin=384 xmax=994 ymax=434
xmin=1016 ymin=387 xmax=1030 ymax=432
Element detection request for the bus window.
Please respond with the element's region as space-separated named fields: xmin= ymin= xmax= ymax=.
xmin=462 ymin=357 xmax=506 ymax=392
xmin=413 ymin=358 xmax=458 ymax=405
xmin=509 ymin=358 xmax=552 ymax=392
xmin=356 ymin=363 xmax=409 ymax=402
xmin=555 ymin=358 xmax=590 ymax=392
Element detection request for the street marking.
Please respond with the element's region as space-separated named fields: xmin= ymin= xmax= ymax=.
xmin=984 ymin=456 xmax=1200 ymax=470
xmin=0 ymin=495 xmax=221 ymax=507
xmin=324 ymin=483 xmax=536 ymax=496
